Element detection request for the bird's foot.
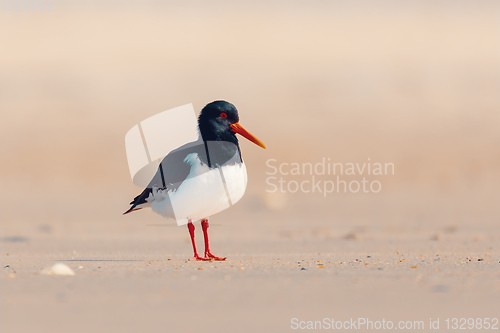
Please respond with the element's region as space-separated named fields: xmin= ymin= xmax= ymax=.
xmin=188 ymin=255 xmax=211 ymax=261
xmin=205 ymin=251 xmax=226 ymax=261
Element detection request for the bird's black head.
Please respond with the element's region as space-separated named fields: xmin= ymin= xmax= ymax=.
xmin=198 ymin=101 xmax=239 ymax=142
xmin=198 ymin=100 xmax=266 ymax=149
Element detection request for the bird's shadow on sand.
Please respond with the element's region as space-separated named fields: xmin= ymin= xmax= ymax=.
xmin=145 ymin=223 xmax=225 ymax=227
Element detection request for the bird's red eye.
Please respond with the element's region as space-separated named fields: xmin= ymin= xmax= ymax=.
xmin=220 ymin=113 xmax=227 ymax=119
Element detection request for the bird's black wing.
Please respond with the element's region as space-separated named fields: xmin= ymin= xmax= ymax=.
xmin=123 ymin=141 xmax=207 ymax=215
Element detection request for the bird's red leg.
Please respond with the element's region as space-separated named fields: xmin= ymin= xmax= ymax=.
xmin=187 ymin=221 xmax=210 ymax=261
xmin=201 ymin=219 xmax=226 ymax=261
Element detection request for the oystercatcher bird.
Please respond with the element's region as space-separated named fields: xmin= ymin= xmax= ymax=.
xmin=124 ymin=101 xmax=266 ymax=261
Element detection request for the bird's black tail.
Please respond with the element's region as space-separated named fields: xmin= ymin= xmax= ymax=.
xmin=123 ymin=187 xmax=153 ymax=215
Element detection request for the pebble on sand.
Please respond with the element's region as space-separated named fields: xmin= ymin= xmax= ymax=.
xmin=41 ymin=263 xmax=75 ymax=276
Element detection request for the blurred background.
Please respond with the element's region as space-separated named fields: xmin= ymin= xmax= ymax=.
xmin=1 ymin=1 xmax=500 ymax=331
xmin=1 ymin=0 xmax=498 ymax=241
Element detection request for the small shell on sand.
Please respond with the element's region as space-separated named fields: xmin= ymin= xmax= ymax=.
xmin=41 ymin=263 xmax=75 ymax=276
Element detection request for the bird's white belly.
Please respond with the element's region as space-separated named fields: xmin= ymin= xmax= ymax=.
xmin=149 ymin=162 xmax=247 ymax=225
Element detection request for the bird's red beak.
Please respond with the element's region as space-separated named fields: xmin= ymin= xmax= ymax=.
xmin=230 ymin=122 xmax=266 ymax=149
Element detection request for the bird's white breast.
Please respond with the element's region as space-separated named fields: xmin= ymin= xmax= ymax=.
xmin=149 ymin=153 xmax=247 ymax=225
